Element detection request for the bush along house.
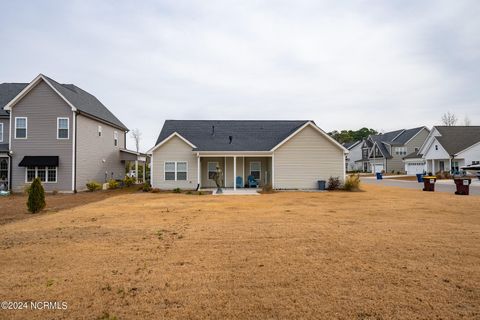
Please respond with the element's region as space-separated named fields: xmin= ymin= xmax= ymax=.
xmin=0 ymin=74 xmax=144 ymax=192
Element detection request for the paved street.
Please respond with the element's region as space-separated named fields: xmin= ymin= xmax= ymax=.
xmin=361 ymin=177 xmax=480 ymax=196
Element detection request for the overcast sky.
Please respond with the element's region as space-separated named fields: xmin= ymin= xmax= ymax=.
xmin=1 ymin=0 xmax=479 ymax=151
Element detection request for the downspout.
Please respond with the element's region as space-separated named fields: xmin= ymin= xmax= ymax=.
xmin=8 ymin=152 xmax=12 ymax=191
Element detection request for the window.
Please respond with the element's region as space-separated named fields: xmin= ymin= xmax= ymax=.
xmin=250 ymin=161 xmax=261 ymax=180
xmin=57 ymin=118 xmax=69 ymax=139
xmin=164 ymin=161 xmax=187 ymax=181
xmin=165 ymin=162 xmax=175 ymax=180
xmin=0 ymin=123 xmax=3 ymax=142
xmin=208 ymin=162 xmax=219 ymax=179
xmin=114 ymin=131 xmax=118 ymax=147
xmin=394 ymin=147 xmax=407 ymax=155
xmin=98 ymin=126 xmax=102 ymax=137
xmin=25 ymin=166 xmax=57 ymax=183
xmin=472 ymin=161 xmax=480 ymax=165
xmin=177 ymin=162 xmax=187 ymax=180
xmin=15 ymin=117 xmax=27 ymax=139
xmin=0 ymin=159 xmax=7 ymax=180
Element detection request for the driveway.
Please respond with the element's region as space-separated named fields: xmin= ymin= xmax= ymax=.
xmin=361 ymin=176 xmax=480 ymax=195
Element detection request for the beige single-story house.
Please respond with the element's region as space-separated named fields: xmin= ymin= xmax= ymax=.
xmin=148 ymin=120 xmax=348 ymax=190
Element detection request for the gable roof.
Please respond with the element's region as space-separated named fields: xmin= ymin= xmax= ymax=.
xmin=155 ymin=120 xmax=311 ymax=152
xmin=0 ymin=83 xmax=28 ymax=117
xmin=434 ymin=126 xmax=480 ymax=155
xmin=368 ymin=127 xmax=426 ymax=158
xmin=1 ymin=74 xmax=128 ymax=130
xmin=343 ymin=140 xmax=361 ymax=150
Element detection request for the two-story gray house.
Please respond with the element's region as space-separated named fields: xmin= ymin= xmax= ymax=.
xmin=0 ymin=74 xmax=137 ymax=192
xmin=366 ymin=127 xmax=430 ymax=173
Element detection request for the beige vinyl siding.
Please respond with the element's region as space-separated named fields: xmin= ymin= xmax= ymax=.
xmin=274 ymin=125 xmax=344 ymax=189
xmin=75 ymin=114 xmax=126 ymax=191
xmin=10 ymin=80 xmax=73 ymax=192
xmin=152 ymin=136 xmax=198 ymax=190
xmin=0 ymin=118 xmax=9 ymax=143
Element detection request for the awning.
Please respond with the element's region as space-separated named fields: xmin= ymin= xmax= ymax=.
xmin=18 ymin=156 xmax=59 ymax=167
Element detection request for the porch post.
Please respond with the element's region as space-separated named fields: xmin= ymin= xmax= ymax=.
xmin=272 ymin=153 xmax=275 ymax=188
xmin=234 ymin=156 xmax=237 ymax=190
xmin=197 ymin=155 xmax=201 ymax=188
xmin=242 ymin=157 xmax=245 ymax=183
xmin=224 ymin=156 xmax=227 ymax=188
xmin=449 ymin=158 xmax=452 ymax=173
xmin=432 ymin=159 xmax=435 ymax=174
xmin=135 ymin=160 xmax=139 ymax=184
xmin=142 ymin=161 xmax=146 ymax=183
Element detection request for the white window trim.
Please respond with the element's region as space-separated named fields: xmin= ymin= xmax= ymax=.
xmin=57 ymin=117 xmax=69 ymax=140
xmin=114 ymin=131 xmax=118 ymax=147
xmin=207 ymin=161 xmax=219 ymax=180
xmin=15 ymin=117 xmax=27 ymax=139
xmin=164 ymin=161 xmax=188 ymax=181
xmin=249 ymin=161 xmax=261 ymax=180
xmin=25 ymin=166 xmax=58 ymax=184
xmin=0 ymin=123 xmax=3 ymax=142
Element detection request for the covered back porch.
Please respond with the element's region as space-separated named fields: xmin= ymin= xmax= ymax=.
xmin=196 ymin=153 xmax=273 ymax=190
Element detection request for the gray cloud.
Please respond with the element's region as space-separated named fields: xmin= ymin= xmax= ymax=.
xmin=1 ymin=0 xmax=479 ymax=150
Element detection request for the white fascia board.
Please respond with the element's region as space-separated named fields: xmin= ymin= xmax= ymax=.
xmin=147 ymin=132 xmax=196 ymax=154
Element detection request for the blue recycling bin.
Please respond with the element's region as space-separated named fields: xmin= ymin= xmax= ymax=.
xmin=376 ymin=172 xmax=383 ymax=180
xmin=416 ymin=173 xmax=424 ymax=183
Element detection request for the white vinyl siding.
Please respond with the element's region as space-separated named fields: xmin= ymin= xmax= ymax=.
xmin=274 ymin=125 xmax=345 ymax=189
xmin=15 ymin=117 xmax=27 ymax=139
xmin=57 ymin=117 xmax=69 ymax=139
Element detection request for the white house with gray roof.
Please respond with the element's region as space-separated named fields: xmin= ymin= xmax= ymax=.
xmin=0 ymin=74 xmax=143 ymax=192
xmin=411 ymin=126 xmax=480 ymax=174
xmin=148 ymin=120 xmax=348 ymax=190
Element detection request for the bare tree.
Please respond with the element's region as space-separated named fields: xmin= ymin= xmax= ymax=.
xmin=441 ymin=112 xmax=457 ymax=126
xmin=130 ymin=128 xmax=142 ymax=152
xmin=464 ymin=115 xmax=471 ymax=126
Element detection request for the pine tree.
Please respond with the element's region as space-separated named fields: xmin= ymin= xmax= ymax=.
xmin=27 ymin=177 xmax=46 ymax=213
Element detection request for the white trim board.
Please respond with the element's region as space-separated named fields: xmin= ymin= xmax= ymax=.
xmin=4 ymin=74 xmax=77 ymax=112
xmin=148 ymin=132 xmax=196 ymax=154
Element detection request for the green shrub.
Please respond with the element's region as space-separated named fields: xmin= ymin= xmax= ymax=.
xmin=86 ymin=181 xmax=102 ymax=192
xmin=108 ymin=179 xmax=119 ymax=190
xmin=142 ymin=182 xmax=152 ymax=192
xmin=27 ymin=178 xmax=46 ymax=213
xmin=327 ymin=176 xmax=341 ymax=190
xmin=343 ymin=174 xmax=361 ymax=192
xmin=123 ymin=175 xmax=135 ymax=187
xmin=151 ymin=188 xmax=161 ymax=193
xmin=172 ymin=188 xmax=181 ymax=193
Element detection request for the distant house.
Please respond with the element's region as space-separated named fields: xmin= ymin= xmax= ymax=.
xmin=366 ymin=127 xmax=430 ymax=173
xmin=412 ymin=126 xmax=480 ymax=174
xmin=148 ymin=120 xmax=348 ymax=190
xmin=343 ymin=140 xmax=363 ymax=171
xmin=0 ymin=74 xmax=143 ymax=192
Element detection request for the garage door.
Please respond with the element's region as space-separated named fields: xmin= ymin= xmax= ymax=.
xmin=372 ymin=164 xmax=384 ymax=173
xmin=406 ymin=162 xmax=425 ymax=175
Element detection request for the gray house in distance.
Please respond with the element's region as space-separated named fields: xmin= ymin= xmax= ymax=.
xmin=0 ymin=74 xmax=142 ymax=192
xmin=148 ymin=120 xmax=348 ymax=190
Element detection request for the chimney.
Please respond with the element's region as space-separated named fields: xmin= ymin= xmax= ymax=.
xmin=211 ymin=125 xmax=215 ymax=135
xmin=229 ymin=136 xmax=233 ymax=144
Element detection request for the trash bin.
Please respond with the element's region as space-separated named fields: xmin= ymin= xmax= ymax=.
xmin=422 ymin=176 xmax=436 ymax=192
xmin=416 ymin=173 xmax=424 ymax=183
xmin=376 ymin=172 xmax=383 ymax=180
xmin=318 ymin=180 xmax=326 ymax=190
xmin=454 ymin=178 xmax=471 ymax=195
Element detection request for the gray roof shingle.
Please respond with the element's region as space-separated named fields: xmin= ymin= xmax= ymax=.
xmin=0 ymin=83 xmax=28 ymax=117
xmin=435 ymin=126 xmax=480 ymax=155
xmin=0 ymin=76 xmax=128 ymax=130
xmin=156 ymin=120 xmax=310 ymax=151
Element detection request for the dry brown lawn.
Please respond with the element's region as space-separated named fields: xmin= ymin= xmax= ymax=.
xmin=0 ymin=185 xmax=479 ymax=319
